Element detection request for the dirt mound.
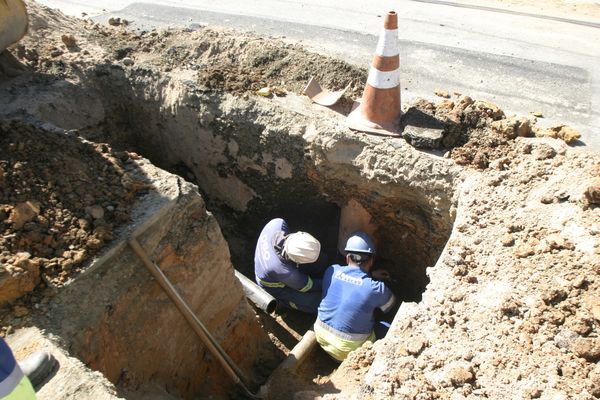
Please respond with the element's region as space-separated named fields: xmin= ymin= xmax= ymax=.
xmin=14 ymin=1 xmax=366 ymax=103
xmin=0 ymin=121 xmax=147 ymax=308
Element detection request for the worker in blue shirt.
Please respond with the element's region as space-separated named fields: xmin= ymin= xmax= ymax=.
xmin=315 ymin=231 xmax=396 ymax=361
xmin=0 ymin=338 xmax=36 ymax=400
xmin=254 ymin=218 xmax=326 ymax=313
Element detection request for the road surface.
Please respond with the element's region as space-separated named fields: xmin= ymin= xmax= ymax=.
xmin=36 ymin=0 xmax=600 ymax=151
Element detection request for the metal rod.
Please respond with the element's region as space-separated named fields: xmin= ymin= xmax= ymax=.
xmin=234 ymin=270 xmax=277 ymax=314
xmin=128 ymin=238 xmax=260 ymax=399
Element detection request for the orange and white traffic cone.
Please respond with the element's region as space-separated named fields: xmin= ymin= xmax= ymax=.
xmin=347 ymin=11 xmax=402 ymax=137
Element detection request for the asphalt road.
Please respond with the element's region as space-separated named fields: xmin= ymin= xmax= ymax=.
xmin=37 ymin=0 xmax=600 ymax=151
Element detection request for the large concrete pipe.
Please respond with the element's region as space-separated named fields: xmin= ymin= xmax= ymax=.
xmin=0 ymin=0 xmax=28 ymax=53
xmin=234 ymin=270 xmax=277 ymax=314
xmin=337 ymin=199 xmax=378 ymax=254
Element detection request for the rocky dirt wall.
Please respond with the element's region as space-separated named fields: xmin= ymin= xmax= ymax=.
xmin=0 ymin=117 xmax=279 ymax=398
xmin=306 ymin=130 xmax=461 ymax=299
xmin=336 ymin=140 xmax=600 ymax=400
xmin=1 ymin=2 xmax=464 ymax=300
xmin=36 ymin=161 xmax=278 ymax=399
xmin=86 ymin=70 xmax=458 ymax=299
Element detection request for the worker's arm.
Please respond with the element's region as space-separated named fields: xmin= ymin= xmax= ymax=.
xmin=379 ymin=290 xmax=397 ymax=314
xmin=372 ymin=280 xmax=396 ymax=314
xmin=279 ymin=267 xmax=319 ymax=292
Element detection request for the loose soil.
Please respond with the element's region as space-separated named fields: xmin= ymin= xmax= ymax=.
xmin=0 ymin=120 xmax=149 ymax=323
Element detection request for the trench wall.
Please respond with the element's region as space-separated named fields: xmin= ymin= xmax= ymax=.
xmin=36 ymin=164 xmax=276 ymax=399
xmin=92 ymin=69 xmax=463 ymax=301
xmin=0 ymin=61 xmax=464 ymax=301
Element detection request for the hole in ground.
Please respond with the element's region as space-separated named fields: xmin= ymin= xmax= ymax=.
xmin=92 ymin=85 xmax=455 ymax=395
xmin=5 ymin=31 xmax=458 ymax=399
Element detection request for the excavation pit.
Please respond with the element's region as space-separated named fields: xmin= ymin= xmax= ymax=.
xmin=3 ymin=4 xmax=600 ymax=400
xmin=1 ymin=101 xmax=458 ymax=399
xmin=1 ymin=8 xmax=461 ymax=399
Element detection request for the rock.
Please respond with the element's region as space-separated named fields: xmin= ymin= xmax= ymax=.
xmin=400 ymin=108 xmax=445 ymax=150
xmin=438 ymin=100 xmax=455 ymax=110
xmin=457 ymin=95 xmax=474 ymax=110
xmin=541 ymin=194 xmax=554 ymax=204
xmin=570 ymin=275 xmax=585 ymax=289
xmin=473 ymin=100 xmax=504 ymax=120
xmin=50 ymin=49 xmax=63 ymax=57
xmin=567 ymin=317 xmax=593 ymax=335
xmin=86 ymin=205 xmax=104 ymax=219
xmin=61 ymin=34 xmax=77 ymax=48
xmin=535 ymin=124 xmax=581 ymax=144
xmin=501 ymin=234 xmax=515 ymax=247
xmin=557 ymin=125 xmax=581 ymax=143
xmin=524 ymin=387 xmax=543 ymax=399
xmin=13 ymin=305 xmax=29 ymax=317
xmin=0 ymin=253 xmax=41 ymax=306
xmin=108 ymin=17 xmax=122 ymax=26
xmin=541 ymin=288 xmax=568 ymax=305
xmin=403 ymin=127 xmax=444 ymax=150
xmin=434 ymin=89 xmax=450 ymax=98
xmin=515 ymin=244 xmax=535 ymax=258
xmin=406 ymin=336 xmax=428 ymax=356
xmin=571 ymin=338 xmax=600 ymax=361
xmin=533 ymin=144 xmax=556 ymax=160
xmin=122 ymin=57 xmax=134 ymax=66
xmin=491 ymin=117 xmax=532 ymax=139
xmin=531 ymin=111 xmax=544 ymax=118
xmin=446 ymin=365 xmax=475 ymax=387
xmin=8 ymin=201 xmax=40 ymax=230
xmin=554 ymin=329 xmax=578 ymax=349
xmin=589 ymin=369 xmax=600 ymax=397
xmin=545 ymin=234 xmax=574 ymax=251
xmin=592 ymin=304 xmax=600 ymax=322
xmin=534 ymin=125 xmax=558 ymax=140
xmin=515 ymin=118 xmax=533 ymax=137
xmin=584 ymin=178 xmax=600 ymax=206
xmin=491 ymin=118 xmax=517 ymax=139
xmin=489 ymin=157 xmax=510 ymax=171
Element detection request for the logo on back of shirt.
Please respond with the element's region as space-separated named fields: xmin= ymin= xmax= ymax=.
xmin=333 ymin=270 xmax=363 ymax=286
xmin=260 ymin=235 xmax=271 ymax=262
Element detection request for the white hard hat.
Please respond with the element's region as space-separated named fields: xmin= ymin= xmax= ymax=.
xmin=284 ymin=232 xmax=321 ymax=264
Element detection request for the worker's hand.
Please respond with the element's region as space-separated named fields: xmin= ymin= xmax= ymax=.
xmin=371 ymin=269 xmax=390 ymax=281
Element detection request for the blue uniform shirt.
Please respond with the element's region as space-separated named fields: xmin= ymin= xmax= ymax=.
xmin=318 ymin=264 xmax=396 ymax=335
xmin=254 ymin=218 xmax=319 ymax=292
xmin=0 ymin=338 xmax=23 ymax=398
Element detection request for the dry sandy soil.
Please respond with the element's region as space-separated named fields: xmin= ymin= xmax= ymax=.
xmin=0 ymin=1 xmax=599 ymax=399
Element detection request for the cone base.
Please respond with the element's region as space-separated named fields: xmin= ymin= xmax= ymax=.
xmin=346 ymin=101 xmax=402 ymax=138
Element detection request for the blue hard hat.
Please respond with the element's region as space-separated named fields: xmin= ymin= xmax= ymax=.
xmin=344 ymin=231 xmax=376 ymax=254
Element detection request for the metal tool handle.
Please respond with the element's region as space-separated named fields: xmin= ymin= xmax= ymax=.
xmin=128 ymin=238 xmax=260 ymax=399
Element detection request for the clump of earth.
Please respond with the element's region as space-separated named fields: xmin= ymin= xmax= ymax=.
xmin=0 ymin=120 xmax=151 ymax=306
